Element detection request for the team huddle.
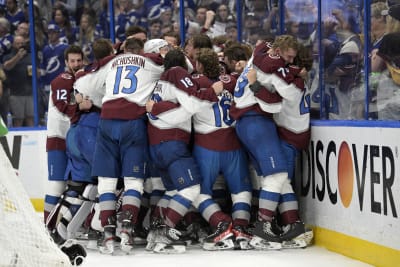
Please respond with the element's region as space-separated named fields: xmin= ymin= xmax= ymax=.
xmin=43 ymin=33 xmax=314 ymax=263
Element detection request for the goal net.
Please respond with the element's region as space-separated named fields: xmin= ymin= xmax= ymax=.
xmin=0 ymin=145 xmax=71 ymax=267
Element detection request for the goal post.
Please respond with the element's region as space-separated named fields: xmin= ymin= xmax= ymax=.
xmin=0 ymin=144 xmax=72 ymax=267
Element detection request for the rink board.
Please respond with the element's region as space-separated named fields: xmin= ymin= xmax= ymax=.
xmin=298 ymin=120 xmax=400 ymax=267
xmin=1 ymin=123 xmax=399 ymax=267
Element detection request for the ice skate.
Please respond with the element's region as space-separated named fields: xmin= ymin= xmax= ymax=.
xmin=249 ymin=220 xmax=282 ymax=250
xmin=280 ymin=221 xmax=313 ymax=249
xmin=271 ymin=216 xmax=283 ymax=235
xmin=133 ymin=224 xmax=148 ymax=246
xmin=146 ymin=219 xmax=162 ymax=251
xmin=98 ymin=217 xmax=117 ymax=254
xmin=180 ymin=222 xmax=209 ymax=246
xmin=60 ymin=239 xmax=87 ymax=266
xmin=232 ymin=225 xmax=253 ymax=250
xmin=304 ymin=227 xmax=314 ymax=246
xmin=152 ymin=224 xmax=186 ymax=254
xmin=74 ymin=227 xmax=102 ymax=241
xmin=74 ymin=228 xmax=102 ymax=250
xmin=202 ymin=221 xmax=235 ymax=251
xmin=118 ymin=210 xmax=134 ymax=253
xmin=146 ymin=229 xmax=157 ymax=251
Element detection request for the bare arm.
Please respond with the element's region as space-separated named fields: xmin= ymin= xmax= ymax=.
xmin=3 ymin=49 xmax=27 ymax=71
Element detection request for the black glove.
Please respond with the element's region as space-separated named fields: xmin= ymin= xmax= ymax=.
xmin=249 ymin=81 xmax=262 ymax=94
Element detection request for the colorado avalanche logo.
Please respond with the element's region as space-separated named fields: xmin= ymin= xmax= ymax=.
xmin=219 ymin=74 xmax=231 ymax=83
xmin=61 ymin=73 xmax=73 ymax=79
xmin=268 ymin=54 xmax=280 ymax=59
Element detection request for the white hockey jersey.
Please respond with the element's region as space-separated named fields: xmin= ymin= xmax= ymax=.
xmin=73 ymin=67 xmax=107 ymax=109
xmin=46 ymin=72 xmax=77 ymax=150
xmin=79 ymin=53 xmax=164 ymax=120
xmin=191 ymin=73 xmax=242 ymax=151
xmin=273 ymin=76 xmax=310 ymax=150
xmin=147 ymin=66 xmax=218 ymax=145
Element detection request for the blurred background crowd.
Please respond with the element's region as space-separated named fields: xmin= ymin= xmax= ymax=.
xmin=0 ymin=0 xmax=399 ymax=127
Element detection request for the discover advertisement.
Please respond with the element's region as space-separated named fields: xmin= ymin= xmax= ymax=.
xmin=298 ymin=125 xmax=399 ymax=250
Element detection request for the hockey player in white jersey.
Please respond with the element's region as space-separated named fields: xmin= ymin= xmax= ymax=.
xmin=146 ymin=48 xmax=224 ymax=253
xmin=246 ymin=40 xmax=314 ymax=249
xmin=230 ymin=35 xmax=302 ymax=250
xmin=54 ymin=39 xmax=116 ymax=245
xmin=45 ymin=45 xmax=84 ymax=230
xmin=190 ymin=48 xmax=253 ymax=251
xmin=77 ymin=38 xmax=165 ymax=254
xmin=44 ymin=45 xmax=89 ymax=265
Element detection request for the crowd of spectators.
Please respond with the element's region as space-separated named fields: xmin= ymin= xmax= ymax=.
xmin=0 ymin=0 xmax=275 ymax=126
xmin=0 ymin=0 xmax=399 ymax=126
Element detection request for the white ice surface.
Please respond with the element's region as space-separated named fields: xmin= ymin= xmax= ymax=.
xmin=82 ymin=245 xmax=373 ymax=267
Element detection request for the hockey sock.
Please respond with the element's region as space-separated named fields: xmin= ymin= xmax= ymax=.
xmin=278 ymin=179 xmax=300 ymax=225
xmin=258 ymin=172 xmax=288 ymax=221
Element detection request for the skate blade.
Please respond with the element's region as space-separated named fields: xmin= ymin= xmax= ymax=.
xmin=283 ymin=231 xmax=312 ymax=249
xmin=153 ymin=243 xmax=186 ymax=254
xmin=146 ymin=242 xmax=156 ymax=251
xmin=282 ymin=239 xmax=307 ymax=249
xmin=249 ymin=236 xmax=282 ymax=250
xmin=304 ymin=229 xmax=314 ymax=245
xmin=146 ymin=232 xmax=156 ymax=250
xmin=234 ymin=239 xmax=254 ymax=250
xmin=98 ymin=240 xmax=114 ymax=254
xmin=202 ymin=239 xmax=235 ymax=251
xmin=120 ymin=233 xmax=133 ymax=253
xmin=75 ymin=231 xmax=101 ymax=241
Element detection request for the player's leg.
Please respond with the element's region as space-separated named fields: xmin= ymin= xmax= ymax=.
xmin=235 ymin=115 xmax=287 ymax=250
xmin=118 ymin=118 xmax=149 ymax=252
xmin=44 ymin=150 xmax=68 ymax=230
xmin=221 ymin=148 xmax=253 ymax=249
xmin=62 ymin=121 xmax=99 ymax=239
xmin=148 ymin=162 xmax=166 ymax=219
xmin=147 ymin=149 xmax=176 ymax=251
xmin=54 ymin=181 xmax=91 ymax=243
xmin=248 ymin=162 xmax=261 ymax=225
xmin=277 ymin=141 xmax=313 ymax=248
xmin=151 ymin=141 xmax=201 ymax=253
xmin=66 ymin=184 xmax=98 ymax=241
xmin=193 ymin=145 xmax=234 ymax=251
xmin=133 ymin=176 xmax=151 ymax=245
xmin=96 ymin=177 xmax=118 ymax=254
xmin=91 ymin=119 xmax=121 ymax=254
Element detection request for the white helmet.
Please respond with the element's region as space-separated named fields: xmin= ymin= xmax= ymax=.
xmin=144 ymin=39 xmax=169 ymax=53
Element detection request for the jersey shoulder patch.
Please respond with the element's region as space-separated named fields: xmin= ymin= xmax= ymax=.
xmin=191 ymin=73 xmax=202 ymax=79
xmin=268 ymin=54 xmax=281 ymax=60
xmin=61 ymin=73 xmax=73 ymax=80
xmin=219 ymin=74 xmax=232 ymax=83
